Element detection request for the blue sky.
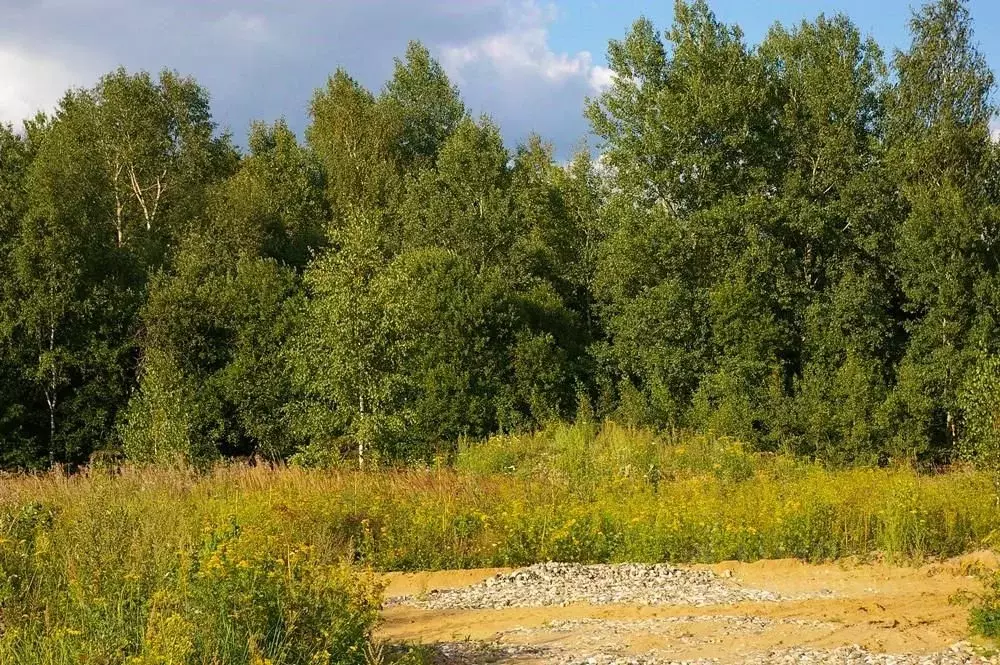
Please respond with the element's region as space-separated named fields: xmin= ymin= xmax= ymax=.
xmin=551 ymin=0 xmax=1000 ymax=66
xmin=1 ymin=1 xmax=998 ymax=157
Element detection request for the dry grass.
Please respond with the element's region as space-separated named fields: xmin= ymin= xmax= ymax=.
xmin=2 ymin=422 xmax=999 ymax=660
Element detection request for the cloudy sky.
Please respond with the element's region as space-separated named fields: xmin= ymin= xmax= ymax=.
xmin=3 ymin=0 xmax=1000 ymax=157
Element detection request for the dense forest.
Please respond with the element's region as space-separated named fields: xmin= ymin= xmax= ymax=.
xmin=1 ymin=0 xmax=999 ymax=469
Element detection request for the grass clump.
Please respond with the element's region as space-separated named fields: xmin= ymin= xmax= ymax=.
xmin=457 ymin=421 xmax=765 ymax=486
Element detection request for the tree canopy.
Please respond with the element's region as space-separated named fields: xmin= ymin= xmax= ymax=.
xmin=2 ymin=0 xmax=999 ymax=469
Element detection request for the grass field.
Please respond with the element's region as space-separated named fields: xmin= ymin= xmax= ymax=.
xmin=3 ymin=422 xmax=1000 ymax=663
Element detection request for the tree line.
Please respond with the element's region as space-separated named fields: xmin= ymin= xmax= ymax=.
xmin=1 ymin=0 xmax=999 ymax=469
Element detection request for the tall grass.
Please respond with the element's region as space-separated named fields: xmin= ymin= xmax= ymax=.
xmin=453 ymin=422 xmax=999 ymax=564
xmin=2 ymin=422 xmax=1000 ymax=659
xmin=0 ymin=468 xmax=383 ymax=664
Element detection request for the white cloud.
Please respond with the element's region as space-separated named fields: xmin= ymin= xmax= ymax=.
xmin=0 ymin=44 xmax=100 ymax=126
xmin=213 ymin=11 xmax=274 ymax=46
xmin=588 ymin=65 xmax=614 ymax=94
xmin=0 ymin=0 xmax=600 ymax=155
xmin=436 ymin=0 xmax=604 ymax=151
xmin=440 ymin=1 xmax=605 ymax=92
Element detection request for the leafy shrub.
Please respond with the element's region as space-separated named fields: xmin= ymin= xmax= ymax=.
xmin=960 ymin=355 xmax=1000 ymax=499
xmin=971 ymin=572 xmax=1000 ymax=639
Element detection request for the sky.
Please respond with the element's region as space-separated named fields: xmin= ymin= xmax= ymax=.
xmin=2 ymin=0 xmax=1000 ymax=157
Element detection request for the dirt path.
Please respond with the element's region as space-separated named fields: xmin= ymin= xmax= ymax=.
xmin=378 ymin=553 xmax=1000 ymax=664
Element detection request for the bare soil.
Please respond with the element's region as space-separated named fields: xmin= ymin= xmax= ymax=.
xmin=377 ymin=553 xmax=1000 ymax=664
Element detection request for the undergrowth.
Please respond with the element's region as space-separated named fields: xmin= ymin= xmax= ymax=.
xmin=3 ymin=421 xmax=1000 ymax=656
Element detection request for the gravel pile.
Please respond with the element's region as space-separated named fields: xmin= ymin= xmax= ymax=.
xmin=392 ymin=563 xmax=997 ymax=665
xmin=726 ymin=644 xmax=997 ymax=665
xmin=426 ymin=641 xmax=547 ymax=663
xmin=425 ymin=641 xmax=998 ymax=665
xmin=524 ymin=615 xmax=838 ymax=634
xmin=388 ymin=562 xmax=830 ymax=610
xmin=494 ymin=621 xmax=997 ymax=665
xmin=542 ymin=643 xmax=998 ymax=665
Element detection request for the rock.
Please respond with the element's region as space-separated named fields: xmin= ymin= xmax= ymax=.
xmin=387 ymin=562 xmax=813 ymax=611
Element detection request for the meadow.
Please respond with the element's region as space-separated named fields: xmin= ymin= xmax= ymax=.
xmin=3 ymin=422 xmax=1000 ymax=663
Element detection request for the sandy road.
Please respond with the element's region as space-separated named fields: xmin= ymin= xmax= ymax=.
xmin=377 ymin=553 xmax=1000 ymax=664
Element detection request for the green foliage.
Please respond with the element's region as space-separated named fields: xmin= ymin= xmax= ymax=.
xmin=959 ymin=355 xmax=1000 ymax=494
xmin=0 ymin=69 xmax=235 ymax=468
xmin=307 ymin=70 xmax=403 ymax=219
xmin=971 ymin=572 xmax=1000 ymax=639
xmin=124 ymin=250 xmax=303 ymax=465
xmin=399 ymin=116 xmax=514 ymax=268
xmin=383 ymin=41 xmax=466 ymax=165
xmin=119 ymin=119 xmax=321 ymax=466
xmin=588 ymin=1 xmax=778 ymax=210
xmin=886 ymin=0 xmax=999 ymax=461
xmin=0 ymin=124 xmax=45 ymax=467
xmin=585 ymin=0 xmax=997 ymax=464
xmin=5 ymin=1 xmax=1000 ymax=469
xmin=212 ymin=120 xmax=328 ymax=268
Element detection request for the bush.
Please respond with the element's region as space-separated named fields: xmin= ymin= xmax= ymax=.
xmin=960 ymin=355 xmax=1000 ymax=500
xmin=971 ymin=572 xmax=1000 ymax=640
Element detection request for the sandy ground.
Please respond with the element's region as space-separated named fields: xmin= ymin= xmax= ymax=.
xmin=377 ymin=553 xmax=1000 ymax=663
